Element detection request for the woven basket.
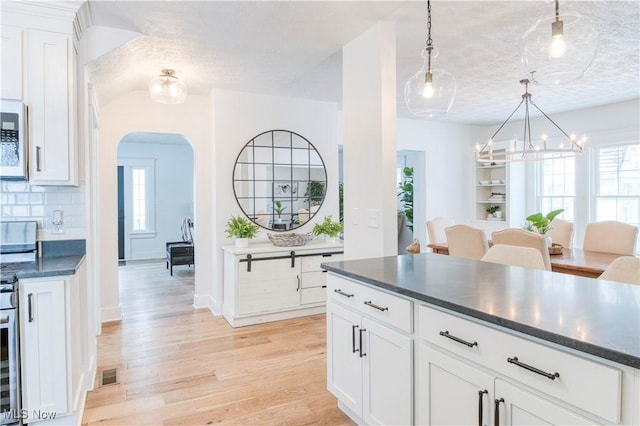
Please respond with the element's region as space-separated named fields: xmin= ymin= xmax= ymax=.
xmin=548 ymin=243 xmax=564 ymax=255
xmin=268 ymin=233 xmax=313 ymax=247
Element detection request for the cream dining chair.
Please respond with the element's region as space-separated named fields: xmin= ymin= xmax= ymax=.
xmin=583 ymin=221 xmax=639 ymax=255
xmin=427 ymin=217 xmax=456 ymax=245
xmin=445 ymin=224 xmax=489 ymax=260
xmin=481 ymin=244 xmax=546 ymax=271
xmin=597 ymin=256 xmax=640 ymax=285
xmin=546 ymin=218 xmax=574 ymax=248
xmin=492 ymin=228 xmax=552 ymax=271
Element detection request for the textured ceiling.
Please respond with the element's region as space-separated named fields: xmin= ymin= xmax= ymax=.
xmin=86 ymin=0 xmax=640 ymax=125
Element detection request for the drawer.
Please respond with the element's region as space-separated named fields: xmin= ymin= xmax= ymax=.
xmin=419 ymin=305 xmax=622 ymax=423
xmin=301 ymin=270 xmax=327 ymax=288
xmin=301 ymin=287 xmax=326 ymax=304
xmin=301 ymin=253 xmax=343 ymax=272
xmin=327 ymin=274 xmax=412 ymax=333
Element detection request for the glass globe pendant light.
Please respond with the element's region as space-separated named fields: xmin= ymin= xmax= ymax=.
xmin=520 ymin=0 xmax=599 ymax=85
xmin=404 ymin=0 xmax=456 ymax=118
xmin=148 ymin=69 xmax=188 ymax=104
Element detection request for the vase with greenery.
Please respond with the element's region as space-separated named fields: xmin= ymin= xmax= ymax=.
xmin=486 ymin=205 xmax=501 ymax=218
xmin=304 ymin=181 xmax=326 ymax=206
xmin=523 ymin=209 xmax=564 ymax=235
xmin=312 ymin=215 xmax=343 ymax=242
xmin=398 ymin=167 xmax=414 ymax=231
xmin=225 ymin=215 xmax=259 ymax=247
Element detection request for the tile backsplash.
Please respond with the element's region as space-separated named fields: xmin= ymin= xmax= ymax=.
xmin=0 ymin=181 xmax=85 ymax=232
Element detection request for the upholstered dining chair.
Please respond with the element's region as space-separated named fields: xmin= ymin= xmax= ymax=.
xmin=427 ymin=217 xmax=456 ymax=245
xmin=546 ymin=218 xmax=574 ymax=248
xmin=492 ymin=228 xmax=552 ymax=271
xmin=445 ymin=224 xmax=489 ymax=260
xmin=598 ymin=256 xmax=640 ymax=285
xmin=583 ymin=221 xmax=639 ymax=255
xmin=481 ymin=244 xmax=546 ymax=271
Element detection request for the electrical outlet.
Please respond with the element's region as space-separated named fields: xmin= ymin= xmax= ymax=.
xmin=367 ymin=209 xmax=379 ymax=228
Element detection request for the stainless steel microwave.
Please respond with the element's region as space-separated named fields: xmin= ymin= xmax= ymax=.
xmin=0 ymin=99 xmax=27 ymax=181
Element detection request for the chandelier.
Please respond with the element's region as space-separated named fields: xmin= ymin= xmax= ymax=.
xmin=476 ymin=79 xmax=586 ymax=163
xmin=148 ymin=69 xmax=188 ymax=104
xmin=403 ymin=0 xmax=456 ymax=118
xmin=520 ymin=0 xmax=599 ymax=85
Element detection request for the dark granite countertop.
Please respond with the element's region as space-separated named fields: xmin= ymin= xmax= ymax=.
xmin=16 ymin=255 xmax=85 ymax=279
xmin=322 ymin=253 xmax=640 ymax=369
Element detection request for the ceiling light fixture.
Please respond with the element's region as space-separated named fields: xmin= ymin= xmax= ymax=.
xmin=476 ymin=79 xmax=586 ymax=163
xmin=520 ymin=0 xmax=599 ymax=85
xmin=404 ymin=0 xmax=456 ymax=118
xmin=148 ymin=69 xmax=187 ymax=104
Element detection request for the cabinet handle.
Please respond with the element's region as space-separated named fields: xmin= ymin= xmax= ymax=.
xmin=36 ymin=146 xmax=42 ymax=172
xmin=334 ymin=289 xmax=353 ymax=298
xmin=290 ymin=251 xmax=296 ymax=268
xmin=246 ymin=254 xmax=252 ymax=272
xmin=494 ymin=398 xmax=504 ymax=426
xmin=28 ymin=293 xmax=34 ymax=322
xmin=296 ymin=275 xmax=300 ymax=291
xmin=507 ymin=357 xmax=560 ymax=380
xmin=359 ymin=328 xmax=366 ymax=357
xmin=364 ymin=300 xmax=388 ymax=312
xmin=478 ymin=390 xmax=488 ymax=426
xmin=439 ymin=330 xmax=478 ymax=348
xmin=351 ymin=325 xmax=359 ymax=354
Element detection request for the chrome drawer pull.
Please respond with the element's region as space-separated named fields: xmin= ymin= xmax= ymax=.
xmin=494 ymin=398 xmax=504 ymax=426
xmin=364 ymin=301 xmax=388 ymax=312
xmin=439 ymin=330 xmax=478 ymax=348
xmin=334 ymin=289 xmax=354 ymax=298
xmin=359 ymin=328 xmax=366 ymax=357
xmin=478 ymin=389 xmax=488 ymax=426
xmin=507 ymin=357 xmax=560 ymax=380
xmin=351 ymin=325 xmax=359 ymax=354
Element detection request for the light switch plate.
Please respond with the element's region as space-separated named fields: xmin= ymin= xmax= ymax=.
xmin=352 ymin=208 xmax=359 ymax=225
xmin=367 ymin=209 xmax=379 ymax=228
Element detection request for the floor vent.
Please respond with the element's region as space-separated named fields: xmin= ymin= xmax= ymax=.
xmin=100 ymin=368 xmax=118 ymax=386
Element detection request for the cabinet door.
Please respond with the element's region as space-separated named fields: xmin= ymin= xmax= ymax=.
xmin=495 ymin=379 xmax=596 ymax=426
xmin=19 ymin=278 xmax=69 ymax=420
xmin=237 ymin=258 xmax=299 ymax=314
xmin=326 ymin=302 xmax=363 ymax=417
xmin=26 ymin=29 xmax=73 ymax=183
xmin=417 ymin=343 xmax=495 ymax=426
xmin=362 ymin=317 xmax=413 ymax=426
xmin=1 ymin=26 xmax=23 ymax=100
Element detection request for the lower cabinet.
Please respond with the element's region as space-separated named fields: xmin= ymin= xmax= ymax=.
xmin=19 ymin=277 xmax=69 ymax=421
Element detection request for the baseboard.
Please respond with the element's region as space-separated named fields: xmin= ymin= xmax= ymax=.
xmin=100 ymin=305 xmax=122 ymax=323
xmin=192 ymin=292 xmax=209 ymax=309
xmin=209 ymin=295 xmax=223 ymax=315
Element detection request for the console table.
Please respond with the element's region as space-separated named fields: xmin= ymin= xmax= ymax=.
xmin=166 ymin=241 xmax=194 ymax=275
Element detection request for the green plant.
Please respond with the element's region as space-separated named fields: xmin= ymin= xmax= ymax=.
xmin=338 ymin=182 xmax=344 ymax=223
xmin=486 ymin=205 xmax=501 ymax=215
xmin=274 ymin=201 xmax=286 ymax=217
xmin=523 ymin=209 xmax=564 ymax=234
xmin=225 ymin=215 xmax=260 ymax=239
xmin=398 ymin=166 xmax=414 ymax=231
xmin=312 ymin=215 xmax=343 ymax=238
xmin=304 ymin=181 xmax=326 ymax=206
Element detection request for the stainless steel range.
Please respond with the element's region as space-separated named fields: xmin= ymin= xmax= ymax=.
xmin=0 ymin=221 xmax=37 ymax=425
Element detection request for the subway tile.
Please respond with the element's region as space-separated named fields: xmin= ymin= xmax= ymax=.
xmin=2 ymin=206 xmax=12 ymax=217
xmin=29 ymin=193 xmax=44 ymax=204
xmin=16 ymin=193 xmax=30 ymax=204
xmin=45 ymin=192 xmax=73 ymax=205
xmin=11 ymin=206 xmax=29 ymax=216
xmin=0 ymin=193 xmax=16 ymax=205
xmin=5 ymin=182 xmax=28 ymax=192
xmin=28 ymin=185 xmax=46 ymax=193
xmin=30 ymin=205 xmax=45 ymax=217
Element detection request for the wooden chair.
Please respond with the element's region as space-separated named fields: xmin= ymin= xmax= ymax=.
xmin=546 ymin=218 xmax=574 ymax=248
xmin=598 ymin=256 xmax=640 ymax=285
xmin=427 ymin=217 xmax=456 ymax=244
xmin=481 ymin=244 xmax=546 ymax=271
xmin=445 ymin=224 xmax=489 ymax=260
xmin=583 ymin=221 xmax=639 ymax=255
xmin=492 ymin=228 xmax=551 ymax=271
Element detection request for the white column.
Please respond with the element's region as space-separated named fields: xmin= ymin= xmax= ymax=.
xmin=343 ymin=21 xmax=398 ymax=260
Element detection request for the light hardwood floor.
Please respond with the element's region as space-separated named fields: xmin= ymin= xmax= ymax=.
xmin=82 ymin=260 xmax=352 ymax=425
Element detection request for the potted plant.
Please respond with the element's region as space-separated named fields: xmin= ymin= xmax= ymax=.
xmin=225 ymin=215 xmax=260 ymax=247
xmin=398 ymin=167 xmax=414 ymax=231
xmin=273 ymin=201 xmax=287 ymax=223
xmin=523 ymin=209 xmax=564 ymax=246
xmin=312 ymin=215 xmax=343 ymax=243
xmin=304 ymin=181 xmax=326 ymax=206
xmin=486 ymin=205 xmax=501 ymax=219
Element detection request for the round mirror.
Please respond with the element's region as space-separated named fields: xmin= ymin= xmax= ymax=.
xmin=233 ymin=130 xmax=327 ymax=231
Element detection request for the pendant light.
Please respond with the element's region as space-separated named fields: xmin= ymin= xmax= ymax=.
xmin=476 ymin=79 xmax=586 ymax=163
xmin=148 ymin=69 xmax=188 ymax=104
xmin=520 ymin=0 xmax=599 ymax=85
xmin=404 ymin=0 xmax=456 ymax=118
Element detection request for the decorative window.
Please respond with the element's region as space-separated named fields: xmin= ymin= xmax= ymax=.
xmin=132 ymin=168 xmax=147 ymax=231
xmin=538 ymin=155 xmax=576 ymax=221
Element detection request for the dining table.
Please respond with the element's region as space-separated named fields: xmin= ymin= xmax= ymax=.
xmin=426 ymin=242 xmax=629 ymax=279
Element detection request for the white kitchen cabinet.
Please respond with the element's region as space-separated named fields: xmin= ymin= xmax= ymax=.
xmin=326 ymin=275 xmax=413 ymax=425
xmin=19 ymin=277 xmax=69 ymax=421
xmin=1 ymin=26 xmax=23 ymax=100
xmin=26 ymin=29 xmax=77 ymax=185
xmin=222 ymin=242 xmax=343 ymax=327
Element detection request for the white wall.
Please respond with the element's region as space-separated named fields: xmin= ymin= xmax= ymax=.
xmin=117 ymin=139 xmax=194 ymax=260
xmin=211 ymin=89 xmax=340 ymax=313
xmin=97 ymin=91 xmax=211 ymax=321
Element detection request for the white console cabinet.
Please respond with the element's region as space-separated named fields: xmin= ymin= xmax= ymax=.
xmin=222 ymin=241 xmax=343 ymax=327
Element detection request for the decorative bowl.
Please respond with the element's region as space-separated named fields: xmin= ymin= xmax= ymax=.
xmin=268 ymin=233 xmax=313 ymax=247
xmin=491 ymin=180 xmax=501 ymax=184
xmin=548 ymin=243 xmax=563 ymax=255
xmin=479 ymin=180 xmax=490 ymax=185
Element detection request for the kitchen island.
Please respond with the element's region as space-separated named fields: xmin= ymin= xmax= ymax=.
xmin=322 ymin=253 xmax=639 ymax=425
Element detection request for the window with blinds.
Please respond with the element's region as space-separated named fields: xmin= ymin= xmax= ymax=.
xmin=538 ymin=155 xmax=576 ymax=221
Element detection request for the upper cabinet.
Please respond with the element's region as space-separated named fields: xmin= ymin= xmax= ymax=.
xmin=1 ymin=3 xmax=79 ymax=186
